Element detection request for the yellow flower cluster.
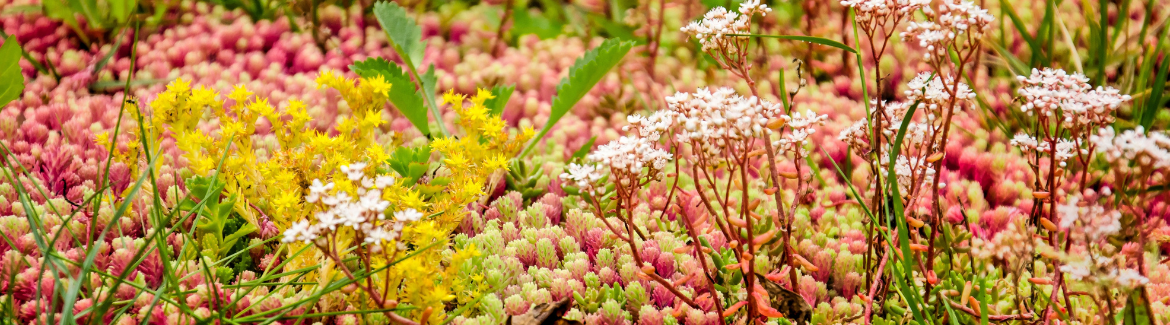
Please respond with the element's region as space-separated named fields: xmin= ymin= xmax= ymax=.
xmin=151 ymin=73 xmax=396 ymax=229
xmin=428 ymin=89 xmax=533 ymax=231
xmin=152 ymin=74 xmax=527 ymax=323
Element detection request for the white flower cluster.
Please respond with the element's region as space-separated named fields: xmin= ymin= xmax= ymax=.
xmin=1010 ymin=133 xmax=1078 ymax=167
xmin=773 ymin=109 xmax=829 ymax=155
xmin=838 ymin=100 xmax=935 ymax=155
xmin=1055 ymin=196 xmax=1121 ymax=241
xmin=901 ymin=1 xmax=993 ymax=58
xmin=560 ymin=163 xmax=605 ymax=195
xmin=904 ymin=72 xmax=976 ymax=116
xmin=680 ymin=1 xmax=771 ymax=53
xmin=665 ymin=87 xmax=785 ymax=155
xmin=838 ymin=120 xmax=872 ymax=154
xmin=880 ymin=151 xmax=937 ymax=199
xmin=625 ymin=111 xmax=676 ymax=142
xmin=1091 ymin=126 xmax=1170 ymax=172
xmin=588 ymin=135 xmax=673 ymax=183
xmin=282 ymin=163 xmax=418 ymax=249
xmin=840 ymin=0 xmax=928 ymax=25
xmin=1060 ymin=257 xmax=1149 ymax=289
xmin=1016 ymin=68 xmax=1131 ymax=127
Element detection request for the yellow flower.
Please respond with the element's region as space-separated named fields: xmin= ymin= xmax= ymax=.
xmin=485 ymin=154 xmax=509 ymax=171
xmin=228 ymin=84 xmax=252 ymax=104
xmin=365 ymin=75 xmax=393 ymax=97
xmin=94 ymin=132 xmax=110 ymax=147
xmin=167 ymin=78 xmax=192 ymax=94
xmin=221 ymin=120 xmax=247 ymax=140
xmin=365 ymin=145 xmax=390 ymax=164
xmin=247 ymin=97 xmax=275 ymax=117
xmin=443 ymin=152 xmax=469 ymax=169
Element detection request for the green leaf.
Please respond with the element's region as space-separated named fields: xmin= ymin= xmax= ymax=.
xmin=1121 ymin=289 xmax=1153 ymax=324
xmin=419 ymin=64 xmax=439 ymax=126
xmin=387 ymin=145 xmax=432 ymax=185
xmin=486 ymin=84 xmax=515 ymax=117
xmin=726 ymin=33 xmax=857 ymax=54
xmin=1139 ymin=25 xmax=1169 ymax=129
xmin=887 ymin=99 xmax=930 ymax=325
xmin=0 ymin=36 xmax=24 ymax=108
xmin=998 ymin=0 xmax=1043 ymax=66
xmin=220 ymin=223 xmax=257 ymax=256
xmin=42 ymin=0 xmax=83 ymax=36
xmin=588 ymin=13 xmax=639 ymax=42
xmin=350 ymin=57 xmax=431 ymax=135
xmin=373 ymin=1 xmax=424 ymax=66
xmin=520 ymin=38 xmax=634 ymax=157
xmin=110 ymin=0 xmax=136 ymax=23
xmin=571 ymin=136 xmax=596 ymax=161
xmin=511 ymin=7 xmax=565 ymax=40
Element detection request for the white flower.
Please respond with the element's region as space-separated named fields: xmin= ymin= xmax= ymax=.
xmin=375 ymin=175 xmax=396 ymax=188
xmin=1016 ymin=68 xmax=1130 ymax=127
xmin=306 ymin=179 xmax=333 ymax=203
xmin=1091 ymin=126 xmax=1170 ymax=173
xmin=625 ymin=111 xmax=676 ymax=141
xmin=1056 ymin=196 xmax=1122 ymax=241
xmin=282 ymin=220 xmax=319 ymax=243
xmin=294 ymin=163 xmax=416 ymax=248
xmin=394 ymin=208 xmax=424 ymax=222
xmin=838 ymin=120 xmax=871 ymax=153
xmin=1010 ymin=133 xmax=1038 ymax=151
xmin=666 ymin=87 xmax=784 ymax=155
xmin=681 ymin=2 xmax=769 ymax=53
xmin=1113 ymin=269 xmax=1150 ymax=288
xmin=901 ymin=1 xmax=993 ymax=58
xmin=1059 ymin=258 xmax=1092 ymax=281
xmin=774 ymin=109 xmax=829 ymax=154
xmin=904 ymin=72 xmax=976 ymax=108
xmin=340 ymin=162 xmax=368 ymax=181
xmin=1055 ymin=196 xmax=1081 ymax=230
xmin=588 ymin=135 xmax=673 ymax=177
xmin=841 ymin=0 xmax=928 ymax=25
xmin=560 ymin=163 xmax=605 ymax=195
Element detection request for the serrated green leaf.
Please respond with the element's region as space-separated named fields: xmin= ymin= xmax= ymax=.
xmin=350 ymin=57 xmax=431 ymax=135
xmin=0 ymin=36 xmax=24 ymax=108
xmin=373 ymin=1 xmax=424 ymax=66
xmin=486 ymin=84 xmax=515 ymax=117
xmin=520 ymin=38 xmax=634 ymax=157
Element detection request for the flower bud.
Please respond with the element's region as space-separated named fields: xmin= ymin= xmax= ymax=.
xmin=906 ymin=216 xmax=925 ymax=228
xmin=1039 ymin=218 xmax=1058 ymax=232
xmin=1028 ymin=277 xmax=1052 ymax=285
xmin=766 ymin=118 xmax=786 ymax=130
xmin=926 ymin=152 xmax=945 ymax=163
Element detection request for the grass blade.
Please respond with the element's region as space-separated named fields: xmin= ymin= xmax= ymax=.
xmin=727 ymin=33 xmax=857 ymax=54
xmin=519 ymin=38 xmax=634 ymax=158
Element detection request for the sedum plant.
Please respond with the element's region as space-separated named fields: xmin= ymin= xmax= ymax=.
xmin=151 ymin=74 xmax=531 ymax=323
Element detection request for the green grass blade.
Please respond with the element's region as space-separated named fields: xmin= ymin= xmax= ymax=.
xmin=727 ymin=33 xmax=857 ymax=54
xmin=886 ymin=100 xmax=929 ymax=324
xmin=519 ymin=38 xmax=633 ymax=158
